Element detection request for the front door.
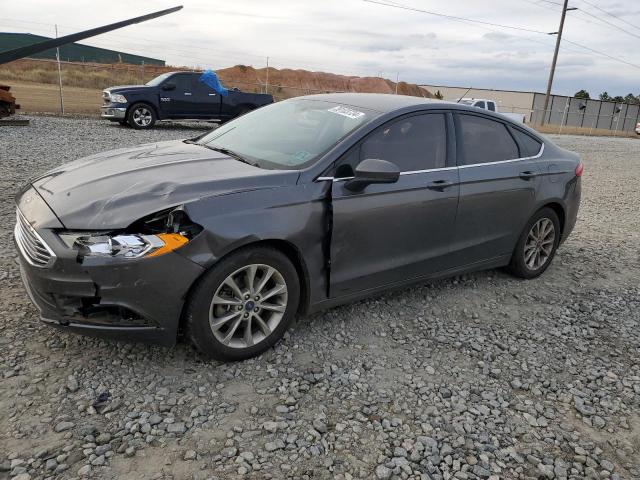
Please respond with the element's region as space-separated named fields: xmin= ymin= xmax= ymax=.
xmin=159 ymin=73 xmax=195 ymax=116
xmin=329 ymin=112 xmax=460 ymax=297
xmin=450 ymin=113 xmax=542 ymax=266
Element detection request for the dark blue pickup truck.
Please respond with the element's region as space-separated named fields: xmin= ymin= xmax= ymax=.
xmin=101 ymin=71 xmax=273 ymax=129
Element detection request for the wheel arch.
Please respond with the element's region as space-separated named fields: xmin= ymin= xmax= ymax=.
xmin=177 ymin=238 xmax=311 ymax=339
xmin=540 ymin=201 xmax=566 ymax=238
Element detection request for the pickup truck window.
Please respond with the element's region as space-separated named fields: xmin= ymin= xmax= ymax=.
xmin=197 ymin=99 xmax=377 ymax=170
xmin=146 ymin=72 xmax=173 ymax=86
xmin=170 ymin=74 xmax=192 ymax=91
xmin=475 ymin=101 xmax=486 ymax=109
xmin=487 ymin=102 xmax=496 ymax=112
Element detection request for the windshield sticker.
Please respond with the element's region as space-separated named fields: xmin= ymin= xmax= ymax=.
xmin=292 ymin=151 xmax=314 ymax=163
xmin=328 ymin=106 xmax=365 ymax=120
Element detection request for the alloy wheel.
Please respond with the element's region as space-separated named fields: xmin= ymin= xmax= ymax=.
xmin=132 ymin=107 xmax=152 ymax=127
xmin=209 ymin=264 xmax=288 ymax=349
xmin=524 ymin=218 xmax=555 ymax=271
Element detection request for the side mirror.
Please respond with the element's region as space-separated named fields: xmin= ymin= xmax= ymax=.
xmin=162 ymin=83 xmax=176 ymax=91
xmin=345 ymin=159 xmax=400 ymax=192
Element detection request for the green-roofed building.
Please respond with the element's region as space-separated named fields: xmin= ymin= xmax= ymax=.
xmin=0 ymin=32 xmax=164 ymax=65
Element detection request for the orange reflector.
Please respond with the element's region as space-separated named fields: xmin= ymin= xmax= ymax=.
xmin=146 ymin=233 xmax=189 ymax=257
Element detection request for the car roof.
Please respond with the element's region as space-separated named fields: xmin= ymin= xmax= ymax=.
xmin=294 ymin=93 xmax=544 ymax=140
xmin=293 ymin=93 xmax=454 ymax=113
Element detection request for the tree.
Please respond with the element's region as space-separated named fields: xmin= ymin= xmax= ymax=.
xmin=612 ymin=95 xmax=625 ymax=103
xmin=599 ymin=91 xmax=611 ymax=101
xmin=574 ymin=89 xmax=590 ymax=99
xmin=624 ymin=93 xmax=640 ymax=105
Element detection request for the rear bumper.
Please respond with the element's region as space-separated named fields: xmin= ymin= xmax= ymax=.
xmin=561 ymin=177 xmax=581 ymax=244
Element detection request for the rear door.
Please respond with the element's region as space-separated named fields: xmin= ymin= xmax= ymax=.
xmin=450 ymin=112 xmax=543 ymax=266
xmin=189 ymin=74 xmax=222 ymax=118
xmin=328 ymin=112 xmax=460 ymax=297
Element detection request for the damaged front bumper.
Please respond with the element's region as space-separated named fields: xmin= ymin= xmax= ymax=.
xmin=15 ymin=188 xmax=205 ymax=346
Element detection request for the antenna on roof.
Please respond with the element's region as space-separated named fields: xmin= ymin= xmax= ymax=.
xmin=456 ymin=87 xmax=472 ymax=103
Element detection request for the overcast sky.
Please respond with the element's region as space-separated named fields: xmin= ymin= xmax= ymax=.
xmin=1 ymin=0 xmax=638 ymax=96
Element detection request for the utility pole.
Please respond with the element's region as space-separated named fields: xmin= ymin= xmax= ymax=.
xmin=395 ymin=72 xmax=399 ymax=95
xmin=540 ymin=0 xmax=577 ymax=126
xmin=55 ymin=24 xmax=64 ymax=115
xmin=265 ymin=57 xmax=269 ymax=95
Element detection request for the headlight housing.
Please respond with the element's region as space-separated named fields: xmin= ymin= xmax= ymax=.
xmin=59 ymin=207 xmax=201 ymax=260
xmin=70 ymin=233 xmax=187 ymax=259
xmin=110 ymin=93 xmax=127 ymax=103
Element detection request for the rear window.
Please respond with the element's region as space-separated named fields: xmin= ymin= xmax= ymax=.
xmin=511 ymin=128 xmax=543 ymax=157
xmin=457 ymin=114 xmax=519 ymax=165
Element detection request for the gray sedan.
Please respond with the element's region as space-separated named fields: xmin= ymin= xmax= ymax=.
xmin=15 ymin=93 xmax=582 ymax=361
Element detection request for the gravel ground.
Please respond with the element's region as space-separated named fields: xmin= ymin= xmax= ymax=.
xmin=1 ymin=116 xmax=639 ymax=480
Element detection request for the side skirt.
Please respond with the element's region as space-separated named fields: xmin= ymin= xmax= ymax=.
xmin=307 ymin=254 xmax=511 ymax=314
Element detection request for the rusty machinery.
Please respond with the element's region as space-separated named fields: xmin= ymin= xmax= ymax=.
xmin=0 ymin=6 xmax=182 ymax=119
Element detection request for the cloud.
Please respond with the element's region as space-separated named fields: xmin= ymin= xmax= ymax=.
xmin=1 ymin=0 xmax=637 ymax=95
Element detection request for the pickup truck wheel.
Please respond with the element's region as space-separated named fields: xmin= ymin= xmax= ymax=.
xmin=185 ymin=246 xmax=300 ymax=361
xmin=127 ymin=103 xmax=156 ymax=129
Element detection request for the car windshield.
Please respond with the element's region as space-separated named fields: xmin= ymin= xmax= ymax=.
xmin=146 ymin=73 xmax=173 ymax=87
xmin=196 ymin=99 xmax=378 ymax=169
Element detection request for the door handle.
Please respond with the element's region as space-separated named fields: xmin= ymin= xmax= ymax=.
xmin=519 ymin=171 xmax=537 ymax=180
xmin=184 ymin=92 xmax=192 ymax=96
xmin=208 ymin=93 xmax=216 ymax=96
xmin=427 ymin=179 xmax=453 ymax=191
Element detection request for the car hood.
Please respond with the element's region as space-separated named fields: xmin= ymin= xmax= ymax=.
xmin=105 ymin=85 xmax=149 ymax=92
xmin=30 ymin=140 xmax=299 ymax=230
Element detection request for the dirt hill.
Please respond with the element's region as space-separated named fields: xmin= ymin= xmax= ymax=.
xmin=216 ymin=65 xmax=433 ymax=99
xmin=2 ymin=58 xmax=432 ymax=100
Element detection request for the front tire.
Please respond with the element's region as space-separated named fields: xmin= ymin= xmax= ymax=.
xmin=507 ymin=207 xmax=560 ymax=279
xmin=127 ymin=103 xmax=156 ymax=129
xmin=185 ymin=246 xmax=300 ymax=361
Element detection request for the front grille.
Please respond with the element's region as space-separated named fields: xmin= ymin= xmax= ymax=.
xmin=14 ymin=209 xmax=56 ymax=268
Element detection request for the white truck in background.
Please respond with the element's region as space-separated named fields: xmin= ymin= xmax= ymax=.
xmin=456 ymin=98 xmax=527 ymax=124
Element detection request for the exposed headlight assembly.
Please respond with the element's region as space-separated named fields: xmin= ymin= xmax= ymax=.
xmin=59 ymin=207 xmax=201 ymax=260
xmin=109 ymin=93 xmax=128 ymax=103
xmin=73 ymin=233 xmax=187 ymax=259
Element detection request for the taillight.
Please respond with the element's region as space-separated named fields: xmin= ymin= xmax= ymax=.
xmin=575 ymin=162 xmax=584 ymax=177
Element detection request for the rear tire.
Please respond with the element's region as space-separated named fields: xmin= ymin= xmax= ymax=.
xmin=184 ymin=246 xmax=300 ymax=361
xmin=127 ymin=103 xmax=156 ymax=129
xmin=507 ymin=207 xmax=560 ymax=279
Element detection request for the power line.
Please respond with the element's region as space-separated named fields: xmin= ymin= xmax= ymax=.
xmin=363 ymin=0 xmax=549 ymax=34
xmin=578 ymin=0 xmax=640 ymax=33
xmin=522 ymin=1 xmax=640 ymax=41
xmin=364 ymin=0 xmax=640 ymax=70
xmin=573 ymin=6 xmax=640 ymax=41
